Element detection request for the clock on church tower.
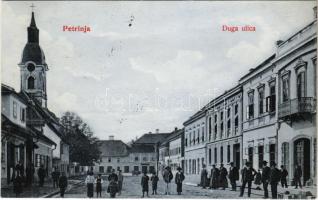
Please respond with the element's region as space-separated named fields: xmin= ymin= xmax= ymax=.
xmin=19 ymin=11 xmax=49 ymax=108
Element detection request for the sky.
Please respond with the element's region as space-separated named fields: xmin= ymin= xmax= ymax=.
xmin=2 ymin=1 xmax=316 ymax=142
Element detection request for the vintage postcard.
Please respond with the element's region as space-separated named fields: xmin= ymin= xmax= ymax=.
xmin=1 ymin=1 xmax=317 ymax=199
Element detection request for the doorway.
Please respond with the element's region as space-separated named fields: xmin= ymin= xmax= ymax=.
xmin=233 ymin=144 xmax=240 ymax=168
xmin=294 ymin=138 xmax=310 ymax=185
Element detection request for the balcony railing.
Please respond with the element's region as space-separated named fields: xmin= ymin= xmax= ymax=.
xmin=278 ymin=97 xmax=316 ymax=119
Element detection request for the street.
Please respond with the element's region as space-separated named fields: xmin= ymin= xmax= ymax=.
xmin=53 ymin=175 xmax=261 ymax=198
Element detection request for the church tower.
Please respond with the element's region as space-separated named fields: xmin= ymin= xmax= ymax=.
xmin=19 ymin=11 xmax=48 ymax=108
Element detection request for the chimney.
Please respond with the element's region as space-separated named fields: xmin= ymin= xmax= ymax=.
xmin=174 ymin=127 xmax=178 ymax=131
xmin=155 ymin=129 xmax=159 ymax=133
xmin=276 ymin=40 xmax=284 ymax=47
xmin=109 ymin=135 xmax=114 ymax=140
xmin=314 ymin=6 xmax=317 ymax=20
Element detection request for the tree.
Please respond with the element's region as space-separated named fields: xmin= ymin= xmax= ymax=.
xmin=60 ymin=111 xmax=101 ymax=166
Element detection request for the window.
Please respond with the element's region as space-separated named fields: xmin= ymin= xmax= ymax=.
xmin=208 ymin=148 xmax=212 ymax=164
xmin=214 ymin=125 xmax=217 ymax=139
xmin=266 ymin=84 xmax=276 ymax=112
xmin=143 ymin=157 xmax=147 ymax=161
xmin=135 ymin=156 xmax=139 ymax=161
xmin=117 ymin=158 xmax=120 ymax=163
xmin=297 ymin=72 xmax=306 ymax=99
xmin=281 ymin=142 xmax=289 ymax=169
xmin=202 ymin=127 xmax=205 ymax=142
xmin=282 ymin=76 xmax=290 ymax=102
xmin=235 ymin=104 xmax=238 ymax=114
xmin=234 ymin=117 xmax=238 ymax=134
xmin=189 ymin=132 xmax=192 ymax=145
xmin=220 ymin=146 xmax=223 ymax=163
xmin=36 ymin=154 xmax=40 ymax=167
xmin=124 ymin=166 xmax=129 ymax=173
xmin=27 ymin=76 xmax=35 ymax=89
xmin=247 ymin=92 xmax=254 ymax=119
xmin=214 ymin=147 xmax=217 ymax=164
xmin=269 ymin=144 xmax=276 ymax=165
xmin=248 ymin=147 xmax=254 ymax=167
xmin=258 ymin=87 xmax=265 ymax=115
xmin=99 ymin=166 xmax=104 ymax=173
xmin=108 ymin=158 xmax=111 ymax=163
xmin=227 ymin=119 xmax=231 ymax=137
xmin=197 ymin=129 xmax=200 ymax=143
xmin=214 ymin=114 xmax=217 ymax=123
xmin=220 ymin=122 xmax=224 ymax=138
xmin=258 ymin=146 xmax=264 ymax=169
xmin=227 ymin=145 xmax=231 ymax=163
xmin=13 ymin=101 xmax=17 ymax=118
xmin=221 ymin=112 xmax=224 ymax=121
xmin=20 ymin=108 xmax=25 ymax=122
xmin=61 ymin=143 xmax=64 ymax=154
xmin=208 ymin=117 xmax=212 ymax=140
xmin=193 ymin=131 xmax=196 ymax=145
xmin=185 ymin=138 xmax=188 ymax=147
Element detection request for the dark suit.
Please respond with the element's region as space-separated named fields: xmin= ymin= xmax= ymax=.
xmin=240 ymin=167 xmax=256 ymax=197
xmin=262 ymin=166 xmax=271 ymax=198
xmin=270 ymin=168 xmax=281 ymax=199
xmin=229 ymin=166 xmax=239 ymax=191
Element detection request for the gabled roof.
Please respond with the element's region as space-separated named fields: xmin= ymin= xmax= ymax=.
xmin=160 ymin=128 xmax=184 ymax=147
xmin=97 ymin=140 xmax=130 ymax=157
xmin=129 ymin=144 xmax=155 ymax=153
xmin=134 ymin=133 xmax=170 ymax=145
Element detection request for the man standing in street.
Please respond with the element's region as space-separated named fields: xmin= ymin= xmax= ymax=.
xmin=262 ymin=161 xmax=271 ymax=198
xmin=228 ymin=162 xmax=239 ymax=191
xmin=38 ymin=165 xmax=46 ymax=187
xmin=117 ymin=170 xmax=124 ymax=195
xmin=269 ymin=161 xmax=281 ymax=199
xmin=175 ymin=167 xmax=185 ymax=195
xmin=294 ymin=164 xmax=302 ymax=189
xmin=209 ymin=164 xmax=219 ymax=189
xmin=59 ymin=172 xmax=68 ymax=198
xmin=239 ymin=161 xmax=256 ymax=198
xmin=219 ymin=164 xmax=228 ymax=190
xmin=163 ymin=166 xmax=173 ymax=195
xmin=200 ymin=164 xmax=208 ymax=189
xmin=280 ymin=165 xmax=288 ymax=188
xmin=108 ymin=169 xmax=118 ymax=182
xmin=51 ymin=167 xmax=59 ymax=188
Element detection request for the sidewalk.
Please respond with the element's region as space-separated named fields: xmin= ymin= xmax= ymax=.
xmin=1 ymin=178 xmax=83 ymax=198
xmin=184 ymin=182 xmax=317 ymax=199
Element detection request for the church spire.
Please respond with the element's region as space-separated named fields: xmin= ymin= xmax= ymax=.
xmin=27 ymin=11 xmax=39 ymax=43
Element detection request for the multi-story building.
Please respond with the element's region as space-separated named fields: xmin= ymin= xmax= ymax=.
xmin=205 ymin=85 xmax=243 ymax=171
xmin=275 ymin=13 xmax=317 ymax=186
xmin=158 ymin=128 xmax=184 ymax=173
xmin=239 ymin=55 xmax=278 ymax=171
xmin=183 ymin=109 xmax=207 ymax=183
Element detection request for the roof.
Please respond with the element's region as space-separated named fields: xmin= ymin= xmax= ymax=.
xmin=134 ymin=133 xmax=170 ymax=145
xmin=239 ymin=54 xmax=275 ymax=82
xmin=183 ymin=109 xmax=206 ymax=126
xmin=160 ymin=128 xmax=184 ymax=146
xmin=129 ymin=144 xmax=155 ymax=153
xmin=98 ymin=140 xmax=130 ymax=157
xmin=1 ymin=114 xmax=36 ymax=138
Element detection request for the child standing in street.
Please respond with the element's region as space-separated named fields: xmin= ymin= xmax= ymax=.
xmin=95 ymin=174 xmax=103 ymax=198
xmin=150 ymin=172 xmax=159 ymax=195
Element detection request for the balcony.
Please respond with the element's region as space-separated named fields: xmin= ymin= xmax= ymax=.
xmin=278 ymin=97 xmax=316 ymax=119
xmin=26 ymin=119 xmax=45 ymax=126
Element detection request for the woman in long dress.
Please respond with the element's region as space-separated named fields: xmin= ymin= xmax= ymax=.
xmin=85 ymin=171 xmax=95 ymax=198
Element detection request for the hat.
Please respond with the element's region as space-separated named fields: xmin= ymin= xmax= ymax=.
xmin=228 ymin=162 xmax=234 ymax=165
xmin=177 ymin=167 xmax=182 ymax=171
xmin=262 ymin=160 xmax=268 ymax=164
xmin=245 ymin=161 xmax=251 ymax=166
xmin=270 ymin=161 xmax=276 ymax=167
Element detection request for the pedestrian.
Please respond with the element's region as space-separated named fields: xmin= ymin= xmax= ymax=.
xmin=294 ymin=164 xmax=302 ymax=189
xmin=15 ymin=161 xmax=24 ymax=177
xmin=280 ymin=165 xmax=288 ymax=188
xmin=209 ymin=164 xmax=219 ymax=189
xmin=38 ymin=164 xmax=46 ymax=187
xmin=239 ymin=161 xmax=256 ymax=197
xmin=200 ymin=164 xmax=208 ymax=188
xmin=59 ymin=172 xmax=68 ymax=198
xmin=85 ymin=171 xmax=95 ymax=198
xmin=269 ymin=161 xmax=281 ymax=199
xmin=262 ymin=161 xmax=271 ymax=198
xmin=107 ymin=179 xmax=118 ymax=198
xmin=162 ymin=166 xmax=173 ymax=195
xmin=141 ymin=170 xmax=149 ymax=198
xmin=95 ymin=174 xmax=103 ymax=198
xmin=13 ymin=171 xmax=23 ymax=197
xmin=254 ymin=169 xmax=262 ymax=190
xmin=175 ymin=167 xmax=185 ymax=195
xmin=228 ymin=162 xmax=239 ymax=191
xmin=25 ymin=164 xmax=33 ymax=187
xmin=51 ymin=167 xmax=59 ymax=188
xmin=150 ymin=172 xmax=159 ymax=195
xmin=117 ymin=170 xmax=123 ymax=195
xmin=108 ymin=169 xmax=118 ymax=182
xmin=219 ymin=164 xmax=228 ymax=190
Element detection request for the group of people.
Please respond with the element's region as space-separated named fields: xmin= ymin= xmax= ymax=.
xmin=85 ymin=169 xmax=124 ymax=198
xmin=200 ymin=160 xmax=303 ymax=199
xmin=11 ymin=161 xmax=68 ymax=197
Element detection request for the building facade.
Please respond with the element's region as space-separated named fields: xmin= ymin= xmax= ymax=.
xmin=275 ymin=18 xmax=317 ymax=186
xmin=183 ymin=110 xmax=207 ymax=183
xmin=205 ymin=85 xmax=243 ymax=172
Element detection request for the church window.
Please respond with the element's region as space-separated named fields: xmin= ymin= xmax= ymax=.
xmin=28 ymin=76 xmax=35 ymax=89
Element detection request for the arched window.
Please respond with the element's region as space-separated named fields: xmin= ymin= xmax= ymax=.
xmin=28 ymin=76 xmax=35 ymax=89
